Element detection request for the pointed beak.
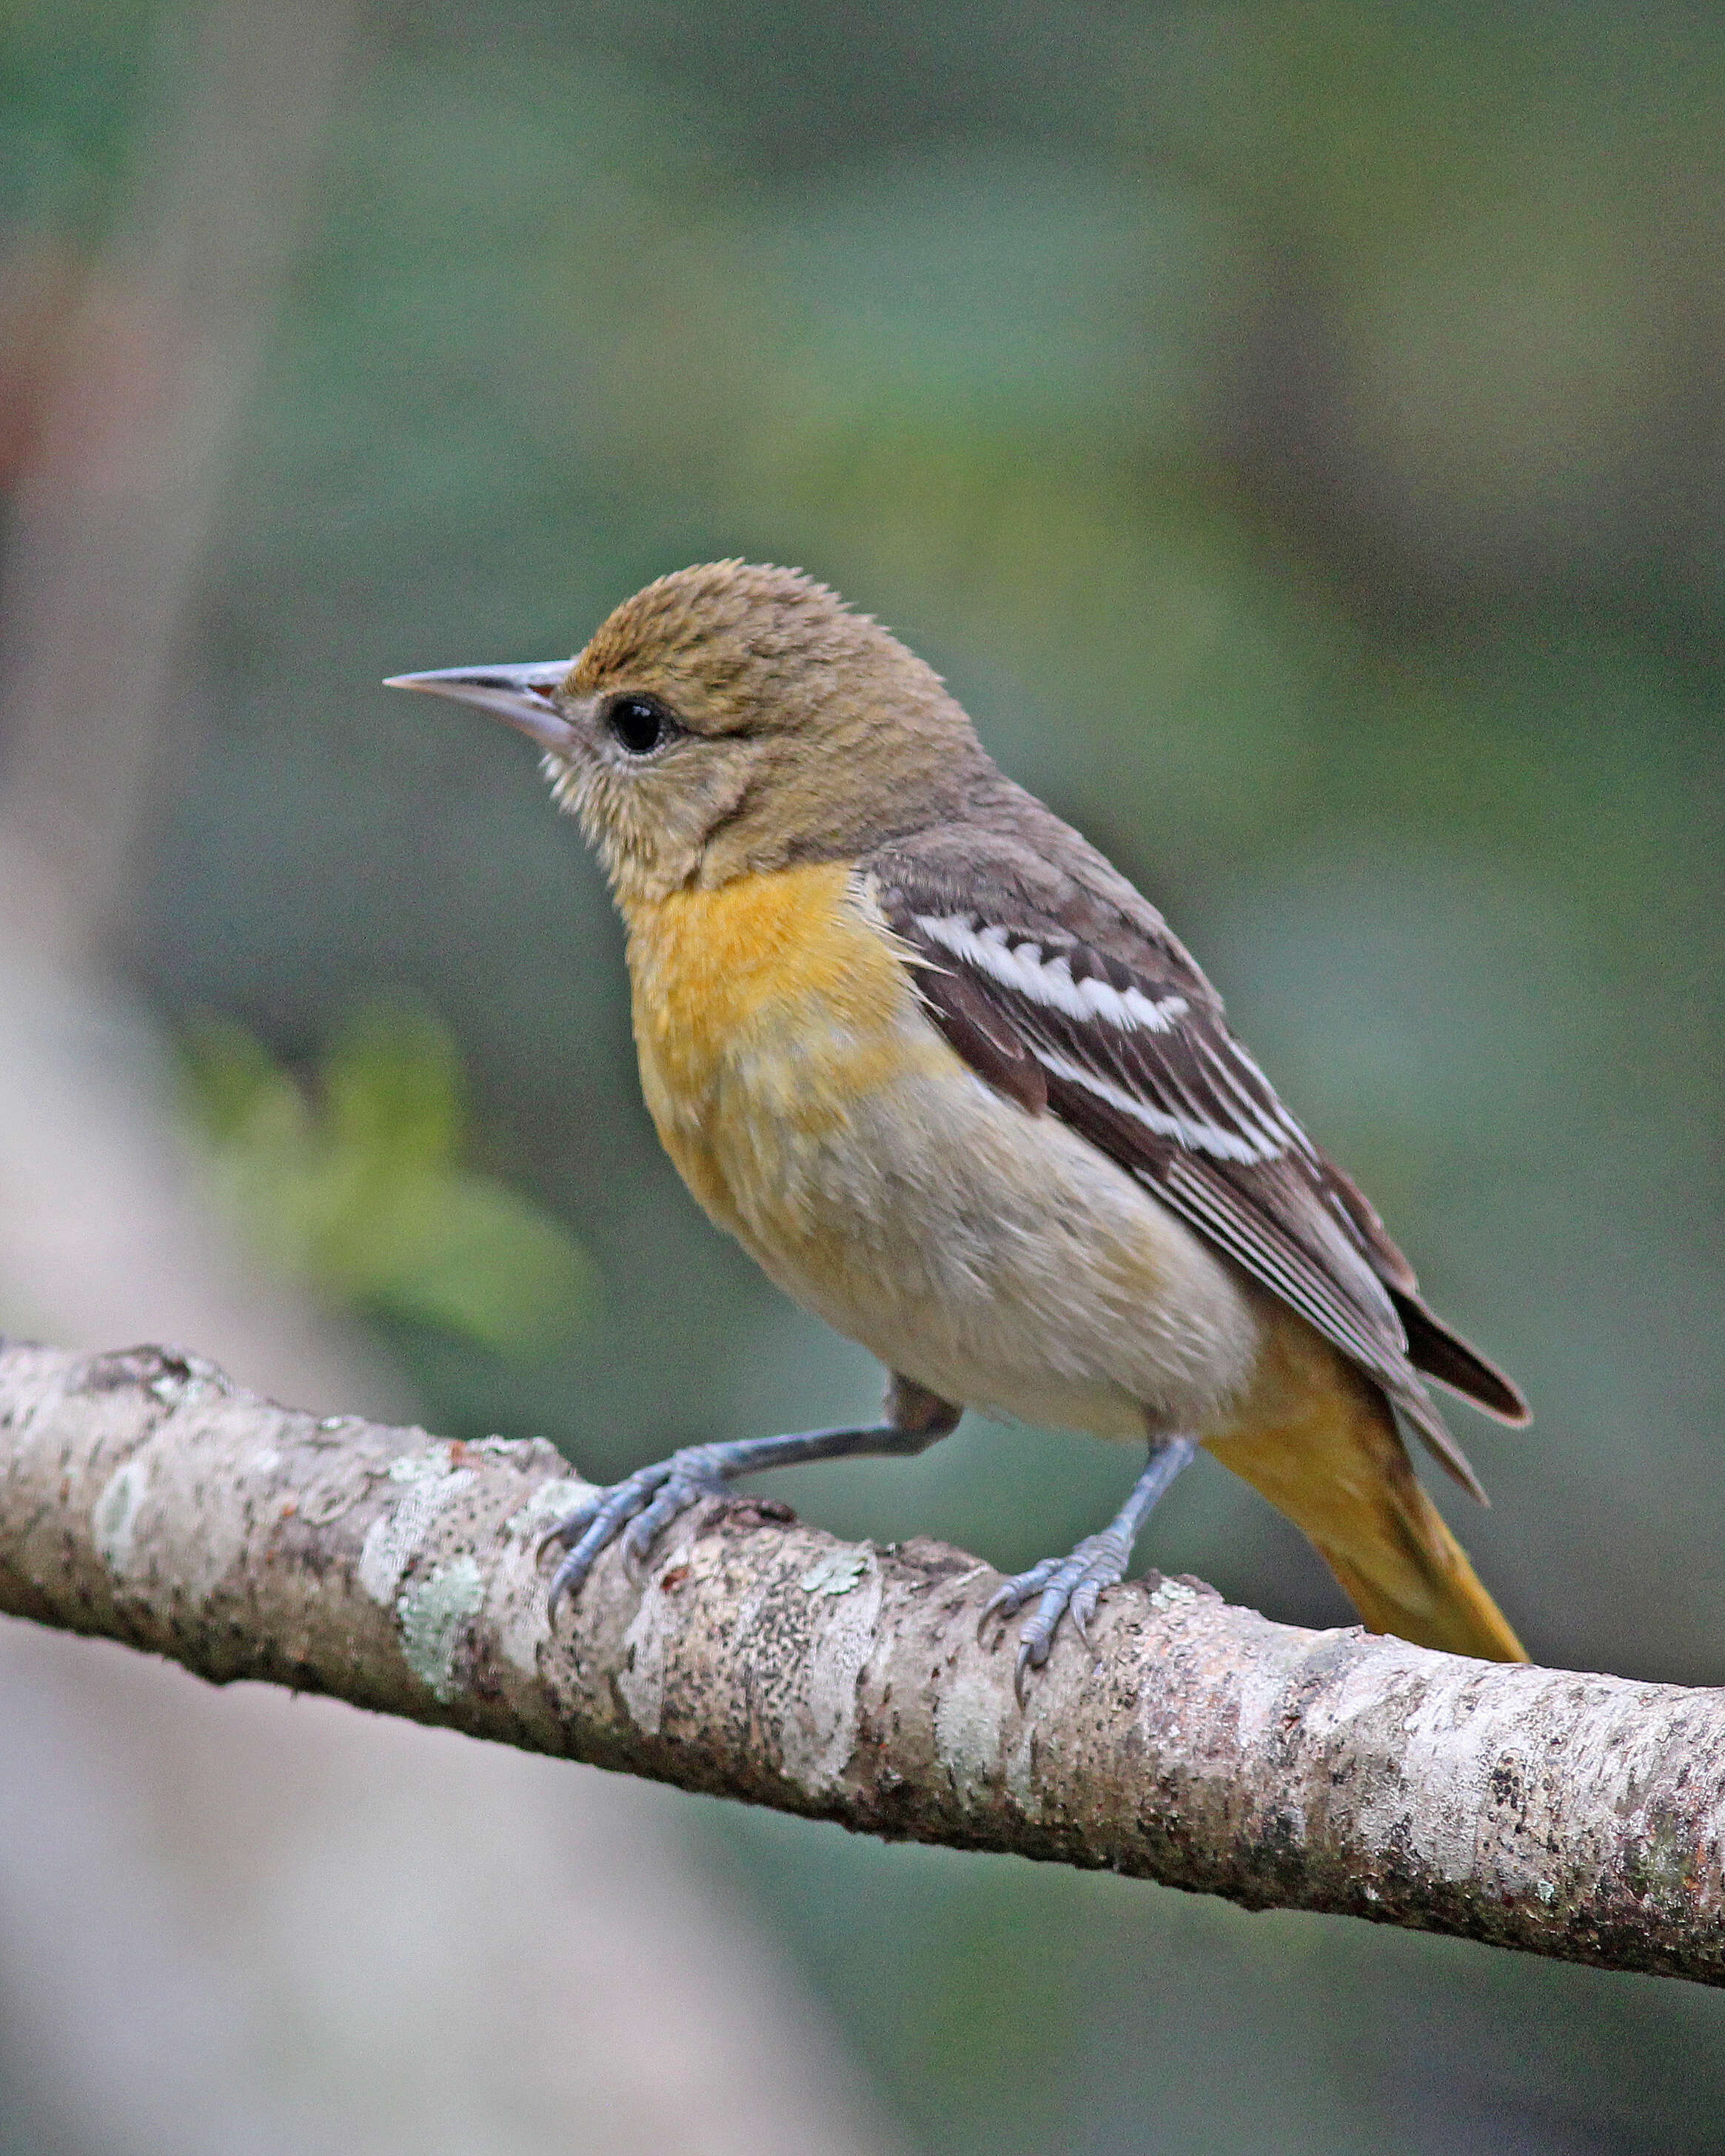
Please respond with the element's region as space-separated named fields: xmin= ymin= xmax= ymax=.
xmin=384 ymin=660 xmax=577 ymax=754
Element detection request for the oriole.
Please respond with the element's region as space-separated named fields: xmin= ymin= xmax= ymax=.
xmin=389 ymin=560 xmax=1530 ymax=1691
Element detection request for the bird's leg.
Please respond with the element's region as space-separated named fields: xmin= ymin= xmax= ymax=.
xmin=980 ymin=1434 xmax=1198 ymax=1703
xmin=542 ymin=1376 xmax=961 ymax=1617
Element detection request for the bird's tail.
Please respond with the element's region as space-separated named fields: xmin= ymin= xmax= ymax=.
xmin=1206 ymin=1349 xmax=1527 ymax=1664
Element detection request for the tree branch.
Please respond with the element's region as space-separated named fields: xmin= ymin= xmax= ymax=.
xmin=3 ymin=1338 xmax=1719 ymax=1986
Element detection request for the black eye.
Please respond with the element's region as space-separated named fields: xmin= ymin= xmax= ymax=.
xmin=603 ymin=694 xmax=675 ymax=756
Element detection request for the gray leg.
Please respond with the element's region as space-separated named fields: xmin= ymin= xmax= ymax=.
xmin=980 ymin=1435 xmax=1198 ymax=1703
xmin=543 ymin=1376 xmax=961 ymax=1616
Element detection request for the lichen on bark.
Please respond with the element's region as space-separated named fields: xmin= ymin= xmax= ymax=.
xmin=2 ymin=1338 xmax=1722 ymax=1986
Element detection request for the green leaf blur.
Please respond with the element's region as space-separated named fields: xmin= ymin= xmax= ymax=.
xmin=180 ymin=1005 xmax=596 ymax=1355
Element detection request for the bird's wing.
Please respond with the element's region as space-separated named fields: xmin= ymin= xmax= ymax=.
xmin=873 ymin=863 xmax=1526 ymax=1496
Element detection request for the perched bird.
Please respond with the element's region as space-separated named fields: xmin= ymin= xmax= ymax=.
xmin=389 ymin=561 xmax=1530 ymax=1690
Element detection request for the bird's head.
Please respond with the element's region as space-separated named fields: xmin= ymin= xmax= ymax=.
xmin=389 ymin=561 xmax=985 ymax=905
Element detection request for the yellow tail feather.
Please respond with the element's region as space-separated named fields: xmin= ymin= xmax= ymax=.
xmin=1206 ymin=1330 xmax=1527 ymax=1664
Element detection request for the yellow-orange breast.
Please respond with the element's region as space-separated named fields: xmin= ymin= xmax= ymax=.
xmin=621 ymin=861 xmax=947 ymax=1246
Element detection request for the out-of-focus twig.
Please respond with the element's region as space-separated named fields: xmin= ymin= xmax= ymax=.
xmin=0 ymin=0 xmax=358 ymax=961
xmin=0 ymin=0 xmax=390 ymax=1434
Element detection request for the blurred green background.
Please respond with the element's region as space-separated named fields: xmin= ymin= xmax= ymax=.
xmin=3 ymin=1 xmax=1724 ymax=2149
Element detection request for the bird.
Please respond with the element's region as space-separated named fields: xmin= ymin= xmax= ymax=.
xmin=388 ymin=560 xmax=1531 ymax=1693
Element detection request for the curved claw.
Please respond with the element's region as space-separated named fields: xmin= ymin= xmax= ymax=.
xmin=623 ymin=1476 xmax=709 ymax=1564
xmin=977 ymin=1579 xmax=1022 ymax=1644
xmin=977 ymin=1559 xmax=1059 ymax=1644
xmin=540 ymin=1467 xmax=671 ymax=1615
xmin=980 ymin=1439 xmax=1195 ymax=1698
xmin=1069 ymin=1576 xmax=1105 ymax=1647
xmin=540 ymin=1447 xmax=737 ymax=1621
xmin=546 ymin=1529 xmax=609 ymax=1618
xmin=984 ymin=1532 xmax=1133 ymax=1701
xmin=545 ymin=1545 xmax=585 ymax=1619
xmin=536 ymin=1489 xmax=603 ymax=1564
xmin=1014 ymin=1638 xmax=1039 ymax=1708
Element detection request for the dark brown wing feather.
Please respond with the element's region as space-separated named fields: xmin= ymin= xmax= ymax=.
xmin=1272 ymin=1149 xmax=1528 ymax=1424
xmin=915 ymin=955 xmax=1048 ymax=1115
xmin=873 ymin=842 xmax=1527 ymax=1494
xmin=1392 ymin=1292 xmax=1530 ymax=1424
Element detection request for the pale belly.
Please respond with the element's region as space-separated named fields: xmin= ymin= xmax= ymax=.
xmin=717 ymin=1056 xmax=1262 ymax=1442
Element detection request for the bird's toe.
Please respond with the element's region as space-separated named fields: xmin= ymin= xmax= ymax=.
xmin=984 ymin=1533 xmax=1131 ymax=1698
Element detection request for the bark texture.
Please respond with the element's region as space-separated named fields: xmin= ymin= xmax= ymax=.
xmin=3 ymin=1338 xmax=1721 ymax=1985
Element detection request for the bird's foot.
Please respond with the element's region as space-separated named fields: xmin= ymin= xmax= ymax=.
xmin=978 ymin=1434 xmax=1197 ymax=1701
xmin=540 ymin=1444 xmax=737 ymax=1616
xmin=979 ymin=1524 xmax=1135 ymax=1705
xmin=537 ymin=1413 xmax=953 ymax=1618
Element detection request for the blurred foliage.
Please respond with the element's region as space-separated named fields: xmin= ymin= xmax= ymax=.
xmin=6 ymin=0 xmax=1725 ymax=2150
xmin=179 ymin=1004 xmax=595 ymax=1354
